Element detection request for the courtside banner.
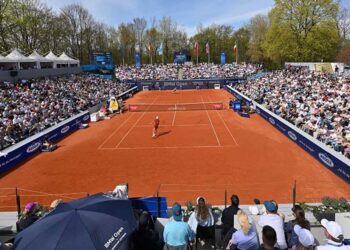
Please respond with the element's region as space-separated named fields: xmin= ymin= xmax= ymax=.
xmin=137 ymin=78 xmax=245 ymax=90
xmin=226 ymin=86 xmax=350 ymax=184
xmin=0 ymin=111 xmax=89 ymax=175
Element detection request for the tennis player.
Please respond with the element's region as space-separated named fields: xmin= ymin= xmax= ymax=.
xmin=152 ymin=116 xmax=160 ymax=138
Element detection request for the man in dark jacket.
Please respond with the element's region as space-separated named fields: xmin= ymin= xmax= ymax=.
xmin=221 ymin=194 xmax=240 ymax=249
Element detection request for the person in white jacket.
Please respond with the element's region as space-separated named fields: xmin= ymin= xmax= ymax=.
xmin=187 ymin=196 xmax=215 ymax=247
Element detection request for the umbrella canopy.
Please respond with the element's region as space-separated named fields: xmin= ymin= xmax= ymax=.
xmin=14 ymin=193 xmax=137 ymax=250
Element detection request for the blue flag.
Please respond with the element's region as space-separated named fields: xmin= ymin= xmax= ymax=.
xmin=158 ymin=42 xmax=163 ymax=56
xmin=220 ymin=50 xmax=226 ymax=65
xmin=135 ymin=52 xmax=141 ymax=68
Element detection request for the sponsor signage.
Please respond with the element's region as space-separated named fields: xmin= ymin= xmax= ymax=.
xmin=0 ymin=112 xmax=89 ymax=175
xmin=226 ymin=85 xmax=350 ymax=184
xmin=137 ymin=78 xmax=245 ymax=90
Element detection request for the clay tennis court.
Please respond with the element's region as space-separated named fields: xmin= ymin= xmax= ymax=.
xmin=0 ymin=89 xmax=349 ymax=210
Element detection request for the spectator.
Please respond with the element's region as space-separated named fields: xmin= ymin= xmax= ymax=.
xmin=17 ymin=202 xmax=41 ymax=232
xmin=0 ymin=74 xmax=131 ymax=150
xmin=285 ymin=205 xmax=311 ymax=248
xmin=259 ymin=225 xmax=281 ymax=250
xmin=188 ymin=196 xmax=215 ymax=247
xmin=227 ymin=210 xmax=259 ymax=250
xmin=258 ymin=201 xmax=287 ymax=249
xmin=133 ymin=211 xmax=161 ymax=250
xmin=234 ymin=69 xmax=350 ymax=157
xmin=221 ymin=194 xmax=240 ymax=248
xmin=163 ymin=203 xmax=194 ymax=250
xmin=294 ymin=225 xmax=315 ymax=250
xmin=317 ymin=219 xmax=350 ymax=249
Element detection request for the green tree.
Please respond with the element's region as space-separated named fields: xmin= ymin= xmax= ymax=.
xmin=246 ymin=14 xmax=269 ymax=63
xmin=263 ymin=0 xmax=340 ymax=67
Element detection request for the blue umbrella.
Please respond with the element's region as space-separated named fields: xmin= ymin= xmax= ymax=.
xmin=14 ymin=193 xmax=137 ymax=250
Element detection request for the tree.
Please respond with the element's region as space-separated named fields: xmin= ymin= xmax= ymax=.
xmin=263 ymin=0 xmax=341 ymax=67
xmin=60 ymin=4 xmax=94 ymax=63
xmin=336 ymin=5 xmax=350 ymax=42
xmin=246 ymin=14 xmax=269 ymax=63
xmin=336 ymin=41 xmax=350 ymax=64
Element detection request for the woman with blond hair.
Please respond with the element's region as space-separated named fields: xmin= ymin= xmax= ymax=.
xmin=227 ymin=210 xmax=259 ymax=250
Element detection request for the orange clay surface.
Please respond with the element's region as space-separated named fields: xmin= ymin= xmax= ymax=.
xmin=0 ymin=90 xmax=349 ymax=210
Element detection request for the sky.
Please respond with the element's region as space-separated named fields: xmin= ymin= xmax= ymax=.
xmin=42 ymin=0 xmax=350 ymax=37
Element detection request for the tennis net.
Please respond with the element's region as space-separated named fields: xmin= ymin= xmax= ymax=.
xmin=129 ymin=102 xmax=224 ymax=112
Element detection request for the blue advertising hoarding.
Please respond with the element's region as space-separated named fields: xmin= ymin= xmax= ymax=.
xmin=137 ymin=78 xmax=245 ymax=90
xmin=226 ymin=85 xmax=350 ymax=184
xmin=0 ymin=112 xmax=90 ymax=175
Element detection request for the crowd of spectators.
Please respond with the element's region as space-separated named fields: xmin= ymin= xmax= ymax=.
xmin=115 ymin=63 xmax=259 ymax=81
xmin=4 ymin=194 xmax=349 ymax=250
xmin=234 ymin=68 xmax=350 ymax=158
xmin=0 ymin=74 xmax=129 ymax=150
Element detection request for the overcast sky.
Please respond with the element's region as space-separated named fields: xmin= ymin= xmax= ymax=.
xmin=42 ymin=0 xmax=350 ymax=36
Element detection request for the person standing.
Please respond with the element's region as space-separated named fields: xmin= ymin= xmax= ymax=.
xmin=221 ymin=194 xmax=240 ymax=248
xmin=163 ymin=203 xmax=194 ymax=250
xmin=152 ymin=116 xmax=160 ymax=138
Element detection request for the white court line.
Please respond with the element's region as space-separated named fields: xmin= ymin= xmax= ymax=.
xmin=98 ymin=113 xmax=136 ymax=149
xmin=172 ymin=107 xmax=177 ymax=126
xmin=115 ymin=96 xmax=159 ymax=148
xmin=207 ymin=95 xmax=238 ymax=146
xmin=135 ymin=124 xmax=209 ymax=127
xmin=201 ymin=96 xmax=221 ymax=146
xmin=99 ymin=145 xmax=233 ymax=150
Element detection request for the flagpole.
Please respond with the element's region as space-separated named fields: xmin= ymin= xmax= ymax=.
xmin=235 ymin=41 xmax=238 ymax=64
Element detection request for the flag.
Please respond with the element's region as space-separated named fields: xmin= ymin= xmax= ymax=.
xmin=206 ymin=42 xmax=210 ymax=55
xmin=193 ymin=42 xmax=198 ymax=55
xmin=233 ymin=42 xmax=238 ymax=54
xmin=158 ymin=42 xmax=163 ymax=55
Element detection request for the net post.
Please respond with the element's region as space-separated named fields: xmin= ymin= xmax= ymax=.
xmin=292 ymin=180 xmax=296 ymax=208
xmin=224 ymin=189 xmax=227 ymax=209
xmin=15 ymin=187 xmax=21 ymax=219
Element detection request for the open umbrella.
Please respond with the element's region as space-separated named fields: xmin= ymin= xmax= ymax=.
xmin=14 ymin=193 xmax=137 ymax=250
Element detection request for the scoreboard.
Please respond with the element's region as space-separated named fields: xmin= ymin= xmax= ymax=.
xmin=91 ymin=52 xmax=113 ymax=66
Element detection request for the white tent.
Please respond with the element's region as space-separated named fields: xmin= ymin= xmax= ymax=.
xmin=6 ymin=49 xmax=35 ymax=62
xmin=28 ymin=50 xmax=53 ymax=62
xmin=58 ymin=52 xmax=80 ymax=65
xmin=45 ymin=51 xmax=68 ymax=68
xmin=28 ymin=50 xmax=54 ymax=69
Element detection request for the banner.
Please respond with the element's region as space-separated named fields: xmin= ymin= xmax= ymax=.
xmin=137 ymin=78 xmax=244 ymax=90
xmin=135 ymin=52 xmax=141 ymax=68
xmin=0 ymin=112 xmax=90 ymax=175
xmin=220 ymin=51 xmax=226 ymax=65
xmin=225 ymin=85 xmax=350 ymax=184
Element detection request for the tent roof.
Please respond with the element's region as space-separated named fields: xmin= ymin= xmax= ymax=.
xmin=58 ymin=52 xmax=79 ymax=64
xmin=6 ymin=49 xmax=36 ymax=62
xmin=28 ymin=50 xmax=53 ymax=62
xmin=45 ymin=51 xmax=68 ymax=64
